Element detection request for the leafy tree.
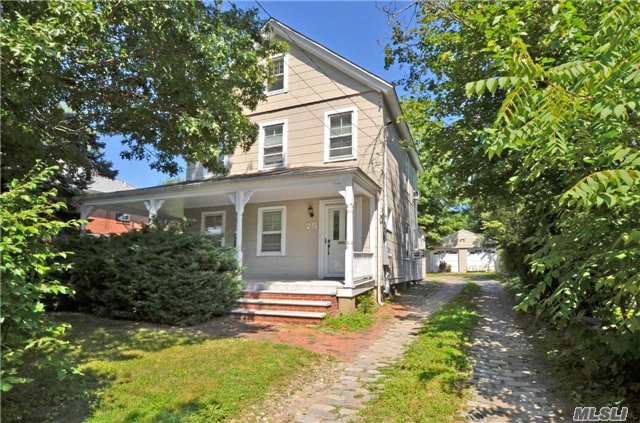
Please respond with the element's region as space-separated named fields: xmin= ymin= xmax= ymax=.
xmin=1 ymin=1 xmax=281 ymax=191
xmin=0 ymin=165 xmax=81 ymax=391
xmin=388 ymin=0 xmax=639 ymax=403
xmin=402 ymin=99 xmax=479 ymax=246
xmin=467 ymin=0 xmax=639 ymax=345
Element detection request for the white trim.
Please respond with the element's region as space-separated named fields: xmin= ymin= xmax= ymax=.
xmin=257 ymin=205 xmax=287 ymax=256
xmin=258 ymin=119 xmax=288 ymax=170
xmin=324 ymin=107 xmax=358 ymax=163
xmin=318 ymin=198 xmax=345 ymax=279
xmin=265 ymin=53 xmax=288 ymax=96
xmin=200 ymin=210 xmax=226 ymax=246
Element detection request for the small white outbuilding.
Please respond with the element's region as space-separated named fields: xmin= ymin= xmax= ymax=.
xmin=428 ymin=229 xmax=498 ymax=273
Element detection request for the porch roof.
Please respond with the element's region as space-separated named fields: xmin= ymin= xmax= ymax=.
xmin=76 ymin=166 xmax=379 ymax=215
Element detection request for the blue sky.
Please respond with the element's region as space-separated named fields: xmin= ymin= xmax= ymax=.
xmin=103 ymin=1 xmax=413 ymax=188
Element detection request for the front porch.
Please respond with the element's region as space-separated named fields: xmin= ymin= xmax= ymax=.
xmin=79 ymin=167 xmax=381 ymax=317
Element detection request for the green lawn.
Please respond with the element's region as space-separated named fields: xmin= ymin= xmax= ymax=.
xmin=1 ymin=314 xmax=320 ymax=423
xmin=357 ymin=283 xmax=480 ymax=422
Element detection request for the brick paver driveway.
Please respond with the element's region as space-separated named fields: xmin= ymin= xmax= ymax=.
xmin=465 ymin=279 xmax=568 ymax=422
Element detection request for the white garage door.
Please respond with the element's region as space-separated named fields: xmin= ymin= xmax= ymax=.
xmin=467 ymin=250 xmax=497 ymax=272
xmin=430 ymin=250 xmax=459 ymax=272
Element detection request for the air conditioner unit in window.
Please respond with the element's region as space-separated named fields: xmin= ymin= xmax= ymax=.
xmin=115 ymin=213 xmax=131 ymax=222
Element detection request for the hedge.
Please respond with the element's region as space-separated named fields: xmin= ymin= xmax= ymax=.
xmin=57 ymin=225 xmax=243 ymax=326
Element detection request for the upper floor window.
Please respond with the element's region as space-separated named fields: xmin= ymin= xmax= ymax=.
xmin=259 ymin=120 xmax=287 ymax=170
xmin=324 ymin=107 xmax=357 ymax=162
xmin=266 ymin=54 xmax=287 ymax=95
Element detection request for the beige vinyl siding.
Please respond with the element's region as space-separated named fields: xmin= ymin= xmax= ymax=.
xmin=185 ymin=195 xmax=372 ymax=280
xmin=382 ymin=108 xmax=419 ymax=283
xmin=251 ymin=42 xmax=370 ymax=115
xmin=230 ymin=91 xmax=385 ymax=185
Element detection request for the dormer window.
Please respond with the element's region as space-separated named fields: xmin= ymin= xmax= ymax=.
xmin=324 ymin=107 xmax=358 ymax=162
xmin=266 ymin=54 xmax=287 ymax=95
xmin=259 ymin=120 xmax=287 ymax=170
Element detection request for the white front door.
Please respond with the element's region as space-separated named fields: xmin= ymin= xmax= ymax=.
xmin=324 ymin=205 xmax=346 ymax=277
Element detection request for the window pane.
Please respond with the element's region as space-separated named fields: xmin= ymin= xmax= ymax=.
xmin=329 ymin=146 xmax=353 ymax=158
xmin=263 ymin=154 xmax=284 ymax=167
xmin=262 ymin=233 xmax=282 ymax=252
xmin=262 ymin=210 xmax=282 ymax=231
xmin=263 ymin=124 xmax=284 ymax=167
xmin=203 ymin=214 xmax=224 ymax=246
xmin=330 ymin=135 xmax=352 ymax=149
xmin=332 ymin=210 xmax=340 ymax=240
xmin=268 ymin=57 xmax=285 ymax=92
xmin=328 ymin=112 xmax=353 ymax=159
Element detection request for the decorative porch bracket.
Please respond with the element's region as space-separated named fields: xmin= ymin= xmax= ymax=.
xmin=228 ymin=190 xmax=254 ymax=267
xmin=79 ymin=205 xmax=94 ymax=233
xmin=143 ymin=199 xmax=165 ymax=225
xmin=338 ymin=179 xmax=354 ymax=288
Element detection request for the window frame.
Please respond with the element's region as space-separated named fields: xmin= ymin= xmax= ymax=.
xmin=200 ymin=210 xmax=226 ymax=246
xmin=257 ymin=205 xmax=287 ymax=256
xmin=324 ymin=107 xmax=358 ymax=162
xmin=258 ymin=119 xmax=288 ymax=170
xmin=265 ymin=53 xmax=288 ymax=96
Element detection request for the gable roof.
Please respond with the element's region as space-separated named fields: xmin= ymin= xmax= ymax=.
xmin=87 ymin=175 xmax=136 ymax=193
xmin=264 ymin=18 xmax=422 ymax=172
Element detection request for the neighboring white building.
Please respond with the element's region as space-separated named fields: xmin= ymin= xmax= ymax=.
xmin=428 ymin=230 xmax=498 ymax=273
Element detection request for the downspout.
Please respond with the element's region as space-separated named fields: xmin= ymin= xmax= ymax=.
xmin=379 ymin=120 xmax=393 ymax=303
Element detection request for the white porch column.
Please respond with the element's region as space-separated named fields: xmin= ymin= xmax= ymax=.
xmin=228 ymin=191 xmax=253 ymax=267
xmin=143 ymin=199 xmax=165 ymax=225
xmin=339 ymin=180 xmax=354 ymax=289
xmin=79 ymin=205 xmax=94 ymax=233
xmin=369 ymin=194 xmax=378 ymax=284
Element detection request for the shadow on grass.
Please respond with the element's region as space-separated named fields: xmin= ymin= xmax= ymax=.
xmin=1 ymin=313 xmax=209 ymax=423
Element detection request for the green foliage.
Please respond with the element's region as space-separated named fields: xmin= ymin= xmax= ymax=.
xmin=0 ymin=165 xmax=81 ymax=391
xmin=1 ymin=1 xmax=282 ymax=190
xmin=58 ymin=226 xmax=243 ymax=326
xmin=402 ymin=99 xmax=480 ymax=246
xmin=320 ymin=293 xmax=377 ymax=332
xmin=357 ymin=283 xmax=479 ymax=422
xmin=389 ymin=0 xmax=640 ymax=403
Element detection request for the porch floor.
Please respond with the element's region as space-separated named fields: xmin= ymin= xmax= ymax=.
xmin=243 ymin=279 xmax=344 ymax=295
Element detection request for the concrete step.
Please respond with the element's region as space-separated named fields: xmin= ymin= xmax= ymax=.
xmin=237 ymin=298 xmax=333 ymax=307
xmin=230 ymin=308 xmax=326 ymax=324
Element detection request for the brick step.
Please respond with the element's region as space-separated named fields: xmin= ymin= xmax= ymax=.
xmin=237 ymin=298 xmax=332 ymax=313
xmin=242 ymin=291 xmax=337 ymax=303
xmin=230 ymin=308 xmax=326 ymax=324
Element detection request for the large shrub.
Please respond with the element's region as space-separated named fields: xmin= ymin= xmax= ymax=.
xmin=59 ymin=226 xmax=243 ymax=326
xmin=0 ymin=165 xmax=80 ymax=391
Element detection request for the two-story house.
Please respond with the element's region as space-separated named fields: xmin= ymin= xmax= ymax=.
xmin=78 ymin=19 xmax=423 ymax=322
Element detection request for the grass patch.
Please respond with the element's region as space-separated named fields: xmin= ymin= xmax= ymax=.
xmin=320 ymin=293 xmax=377 ymax=332
xmin=1 ymin=313 xmax=320 ymax=423
xmin=357 ymin=283 xmax=480 ymax=422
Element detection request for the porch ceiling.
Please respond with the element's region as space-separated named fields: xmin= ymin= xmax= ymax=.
xmin=77 ymin=166 xmax=378 ymax=216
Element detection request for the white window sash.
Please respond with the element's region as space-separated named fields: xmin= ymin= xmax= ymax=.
xmin=324 ymin=107 xmax=358 ymax=162
xmin=265 ymin=53 xmax=288 ymax=95
xmin=257 ymin=206 xmax=286 ymax=256
xmin=200 ymin=211 xmax=226 ymax=246
xmin=259 ymin=120 xmax=288 ymax=170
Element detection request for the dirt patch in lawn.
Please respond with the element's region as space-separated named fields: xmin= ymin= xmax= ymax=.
xmin=193 ymin=282 xmax=439 ymax=362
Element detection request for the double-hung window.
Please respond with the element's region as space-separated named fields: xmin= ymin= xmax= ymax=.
xmin=259 ymin=120 xmax=287 ymax=169
xmin=325 ymin=108 xmax=357 ymax=161
xmin=257 ymin=206 xmax=286 ymax=256
xmin=201 ymin=211 xmax=225 ymax=246
xmin=266 ymin=54 xmax=287 ymax=94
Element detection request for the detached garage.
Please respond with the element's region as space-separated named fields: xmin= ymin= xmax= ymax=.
xmin=428 ymin=230 xmax=498 ymax=273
